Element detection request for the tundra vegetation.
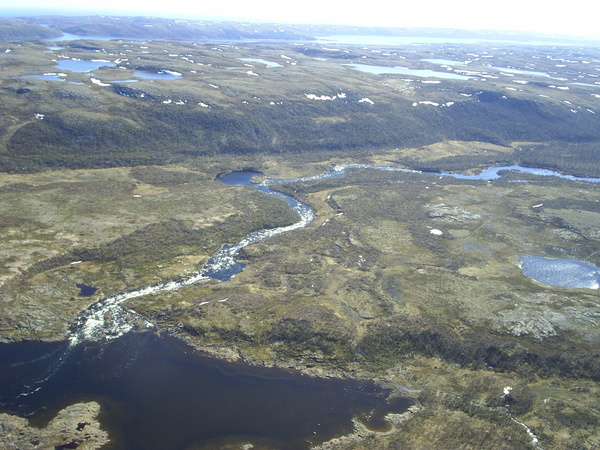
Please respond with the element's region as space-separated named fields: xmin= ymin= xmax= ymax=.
xmin=0 ymin=16 xmax=599 ymax=448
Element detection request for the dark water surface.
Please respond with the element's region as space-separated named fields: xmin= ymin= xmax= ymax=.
xmin=0 ymin=333 xmax=412 ymax=449
xmin=7 ymin=163 xmax=595 ymax=448
xmin=76 ymin=283 xmax=98 ymax=297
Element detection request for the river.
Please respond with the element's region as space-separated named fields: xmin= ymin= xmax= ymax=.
xmin=1 ymin=163 xmax=598 ymax=448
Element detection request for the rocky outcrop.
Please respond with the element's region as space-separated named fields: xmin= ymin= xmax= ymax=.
xmin=427 ymin=203 xmax=482 ymax=222
xmin=0 ymin=402 xmax=109 ymax=449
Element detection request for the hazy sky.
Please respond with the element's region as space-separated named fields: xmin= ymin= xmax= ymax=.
xmin=4 ymin=0 xmax=600 ymax=39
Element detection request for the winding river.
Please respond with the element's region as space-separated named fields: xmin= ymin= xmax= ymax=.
xmin=1 ymin=163 xmax=599 ymax=448
xmin=67 ymin=164 xmax=600 ymax=348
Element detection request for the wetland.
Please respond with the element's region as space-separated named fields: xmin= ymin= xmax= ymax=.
xmin=1 ymin=16 xmax=599 ymax=449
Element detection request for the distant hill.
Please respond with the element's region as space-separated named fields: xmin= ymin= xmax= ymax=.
xmin=1 ymin=16 xmax=599 ymax=176
xmin=18 ymin=15 xmax=316 ymax=41
xmin=0 ymin=19 xmax=62 ymax=40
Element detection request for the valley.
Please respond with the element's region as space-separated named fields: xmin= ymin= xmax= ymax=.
xmin=0 ymin=17 xmax=599 ymax=449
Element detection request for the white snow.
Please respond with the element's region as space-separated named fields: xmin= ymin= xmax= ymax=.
xmin=430 ymin=229 xmax=443 ymax=235
xmin=90 ymin=78 xmax=110 ymax=86
xmin=305 ymin=93 xmax=335 ymax=101
xmin=359 ymin=97 xmax=375 ymax=105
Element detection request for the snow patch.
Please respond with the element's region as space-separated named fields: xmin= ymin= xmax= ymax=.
xmin=305 ymin=93 xmax=335 ymax=101
xmin=90 ymin=78 xmax=110 ymax=86
xmin=415 ymin=101 xmax=440 ymax=106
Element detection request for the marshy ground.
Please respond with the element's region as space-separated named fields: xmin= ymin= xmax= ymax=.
xmin=1 ymin=149 xmax=598 ymax=448
xmin=1 ymin=23 xmax=599 ymax=447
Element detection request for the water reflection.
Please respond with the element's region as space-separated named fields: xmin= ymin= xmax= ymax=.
xmin=134 ymin=70 xmax=182 ymax=80
xmin=343 ymin=63 xmax=474 ymax=80
xmin=520 ymin=256 xmax=600 ymax=289
xmin=0 ymin=334 xmax=413 ymax=449
xmin=238 ymin=57 xmax=283 ymax=68
xmin=17 ymin=73 xmax=65 ymax=81
xmin=55 ymin=59 xmax=116 ymax=72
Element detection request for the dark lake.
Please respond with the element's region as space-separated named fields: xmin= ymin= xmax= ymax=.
xmin=0 ymin=333 xmax=413 ymax=449
xmin=76 ymin=283 xmax=98 ymax=296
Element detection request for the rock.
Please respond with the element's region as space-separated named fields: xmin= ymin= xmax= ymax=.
xmin=427 ymin=203 xmax=481 ymax=222
xmin=0 ymin=402 xmax=109 ymax=449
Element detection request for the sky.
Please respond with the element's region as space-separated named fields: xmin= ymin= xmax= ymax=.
xmin=3 ymin=0 xmax=600 ymax=39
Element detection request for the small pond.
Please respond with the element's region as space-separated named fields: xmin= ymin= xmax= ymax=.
xmin=487 ymin=65 xmax=565 ymax=80
xmin=238 ymin=57 xmax=282 ymax=68
xmin=422 ymin=58 xmax=468 ymax=66
xmin=76 ymin=283 xmax=98 ymax=297
xmin=520 ymin=256 xmax=600 ymax=289
xmin=46 ymin=33 xmax=143 ymax=42
xmin=343 ymin=63 xmax=474 ymax=80
xmin=17 ymin=73 xmax=65 ymax=81
xmin=55 ymin=59 xmax=116 ymax=72
xmin=134 ymin=69 xmax=183 ymax=80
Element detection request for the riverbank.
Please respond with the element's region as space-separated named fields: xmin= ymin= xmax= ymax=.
xmin=1 ymin=150 xmax=599 ymax=448
xmin=0 ymin=402 xmax=108 ymax=449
